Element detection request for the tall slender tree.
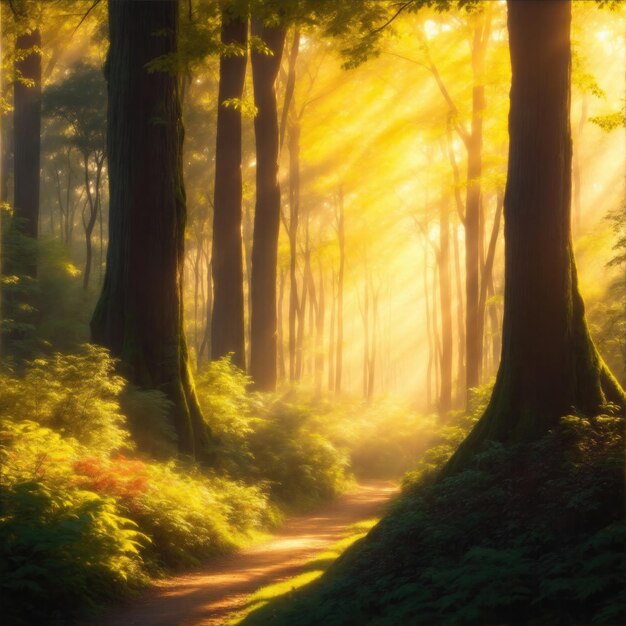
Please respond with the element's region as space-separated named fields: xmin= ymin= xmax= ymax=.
xmin=211 ymin=2 xmax=247 ymax=370
xmin=91 ymin=0 xmax=209 ymax=458
xmin=249 ymin=15 xmax=286 ymax=391
xmin=13 ymin=17 xmax=42 ymax=252
xmin=445 ymin=0 xmax=625 ymax=473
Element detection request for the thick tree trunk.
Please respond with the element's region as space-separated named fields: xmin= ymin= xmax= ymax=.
xmin=91 ymin=0 xmax=209 ymax=458
xmin=445 ymin=0 xmax=625 ymax=474
xmin=211 ymin=6 xmax=247 ymax=370
xmin=249 ymin=17 xmax=286 ymax=391
xmin=13 ymin=27 xmax=41 ymax=267
xmin=572 ymin=94 xmax=587 ymax=234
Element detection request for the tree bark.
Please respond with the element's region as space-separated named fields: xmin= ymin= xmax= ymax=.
xmin=211 ymin=5 xmax=247 ymax=369
xmin=334 ymin=186 xmax=345 ymax=393
xmin=288 ymin=117 xmax=301 ymax=381
xmin=477 ymin=190 xmax=503 ymax=373
xmin=445 ymin=0 xmax=625 ymax=474
xmin=13 ymin=26 xmax=42 ymax=263
xmin=277 ymin=267 xmax=286 ymax=379
xmin=314 ymin=263 xmax=325 ymax=396
xmin=422 ymin=239 xmax=433 ymax=411
xmin=464 ymin=13 xmax=490 ymax=395
xmin=249 ymin=17 xmax=286 ymax=391
xmin=328 ymin=270 xmax=336 ymax=392
xmin=438 ymin=201 xmax=453 ymax=415
xmin=91 ymin=0 xmax=209 ymax=458
xmin=82 ymin=152 xmax=103 ymax=291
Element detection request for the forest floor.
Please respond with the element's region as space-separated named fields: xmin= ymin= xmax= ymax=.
xmin=97 ymin=479 xmax=398 ymax=626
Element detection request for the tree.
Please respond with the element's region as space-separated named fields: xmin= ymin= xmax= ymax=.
xmin=13 ymin=10 xmax=42 ymax=263
xmin=249 ymin=14 xmax=286 ymax=391
xmin=445 ymin=0 xmax=625 ymax=473
xmin=211 ymin=2 xmax=247 ymax=370
xmin=43 ymin=63 xmax=107 ymax=290
xmin=91 ymin=0 xmax=209 ymax=458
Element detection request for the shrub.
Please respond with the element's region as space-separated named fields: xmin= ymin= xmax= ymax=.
xmin=0 ymin=350 xmax=279 ymax=624
xmin=195 ymin=357 xmax=258 ymax=476
xmin=74 ymin=456 xmax=275 ymax=569
xmin=195 ymin=359 xmax=349 ymax=508
xmin=249 ymin=401 xmax=349 ymax=507
xmin=0 ymin=345 xmax=129 ymax=455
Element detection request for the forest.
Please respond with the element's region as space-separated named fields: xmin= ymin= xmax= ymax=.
xmin=0 ymin=0 xmax=624 ymax=624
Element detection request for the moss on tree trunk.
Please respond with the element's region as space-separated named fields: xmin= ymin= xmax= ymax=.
xmin=444 ymin=0 xmax=625 ymax=475
xmin=91 ymin=0 xmax=210 ymax=459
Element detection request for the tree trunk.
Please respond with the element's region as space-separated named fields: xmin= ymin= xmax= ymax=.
xmin=334 ymin=186 xmax=345 ymax=393
xmin=477 ymin=190 xmax=503 ymax=374
xmin=361 ymin=272 xmax=369 ymax=398
xmin=328 ymin=270 xmax=336 ymax=392
xmin=249 ymin=17 xmax=286 ymax=391
xmin=197 ymin=252 xmax=212 ymax=366
xmin=211 ymin=6 xmax=247 ymax=369
xmin=464 ymin=15 xmax=489 ymax=395
xmin=314 ymin=263 xmax=325 ymax=396
xmin=13 ymin=26 xmax=42 ymax=266
xmin=423 ymin=240 xmax=433 ymax=411
xmin=82 ymin=153 xmax=102 ymax=291
xmin=453 ymin=210 xmax=466 ymax=408
xmin=277 ymin=267 xmax=286 ymax=380
xmin=572 ymin=93 xmax=587 ymax=234
xmin=445 ymin=0 xmax=625 ymax=474
xmin=288 ymin=118 xmax=301 ymax=381
xmin=91 ymin=0 xmax=209 ymax=458
xmin=438 ymin=201 xmax=453 ymax=415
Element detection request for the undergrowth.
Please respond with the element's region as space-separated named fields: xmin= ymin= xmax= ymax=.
xmin=239 ymin=411 xmax=625 ymax=626
xmin=0 ymin=348 xmax=349 ymax=625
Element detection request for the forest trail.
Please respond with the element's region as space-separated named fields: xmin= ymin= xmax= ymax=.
xmin=99 ymin=480 xmax=398 ymax=626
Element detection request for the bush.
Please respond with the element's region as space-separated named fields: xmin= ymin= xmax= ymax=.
xmin=249 ymin=401 xmax=349 ymax=507
xmin=196 ymin=358 xmax=349 ymax=508
xmin=0 ymin=481 xmax=145 ymax=625
xmin=73 ymin=455 xmax=277 ymax=569
xmin=0 ymin=345 xmax=129 ymax=455
xmin=0 ymin=418 xmax=145 ymax=625
xmin=0 ymin=350 xmax=278 ymax=623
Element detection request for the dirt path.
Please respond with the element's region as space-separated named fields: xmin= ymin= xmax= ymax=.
xmin=99 ymin=480 xmax=398 ymax=626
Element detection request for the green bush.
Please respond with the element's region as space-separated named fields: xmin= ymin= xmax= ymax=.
xmin=0 ymin=350 xmax=278 ymax=623
xmin=249 ymin=401 xmax=349 ymax=507
xmin=0 ymin=481 xmax=144 ymax=625
xmin=195 ymin=357 xmax=258 ymax=475
xmin=0 ymin=345 xmax=129 ymax=455
xmin=196 ymin=358 xmax=349 ymax=508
